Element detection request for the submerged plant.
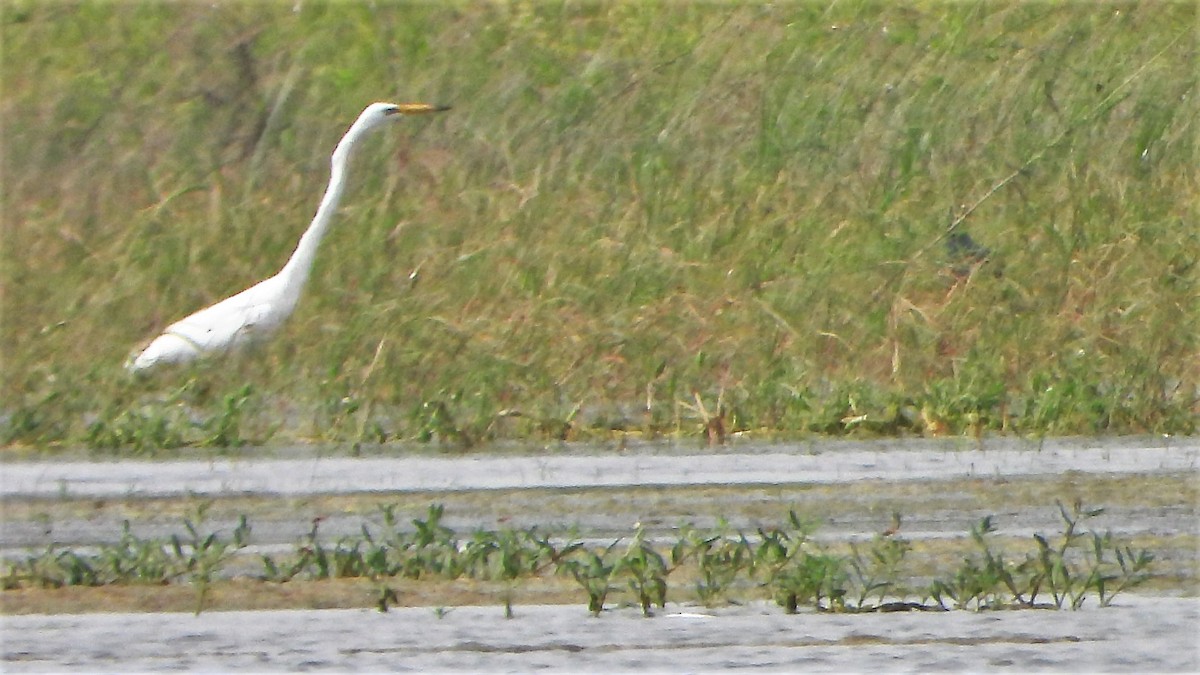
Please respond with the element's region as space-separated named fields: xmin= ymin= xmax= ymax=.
xmin=847 ymin=532 xmax=912 ymax=609
xmin=171 ymin=504 xmax=251 ymax=614
xmin=1031 ymin=499 xmax=1154 ymax=609
xmin=558 ymin=541 xmax=621 ymax=617
xmin=673 ymin=522 xmax=753 ymax=607
xmin=617 ymin=525 xmax=669 ymax=617
xmin=3 ymin=501 xmax=1160 ymax=617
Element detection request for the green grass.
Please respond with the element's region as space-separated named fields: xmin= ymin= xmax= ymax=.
xmin=2 ymin=2 xmax=1196 ymax=451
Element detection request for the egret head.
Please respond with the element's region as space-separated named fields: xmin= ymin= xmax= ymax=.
xmin=334 ymin=101 xmax=450 ymax=161
xmin=358 ymin=101 xmax=451 ymax=131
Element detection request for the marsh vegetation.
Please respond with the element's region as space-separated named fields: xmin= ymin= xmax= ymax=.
xmin=3 ymin=3 xmax=1196 ymax=452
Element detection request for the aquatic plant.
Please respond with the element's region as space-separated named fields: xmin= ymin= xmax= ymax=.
xmin=2 ymin=501 xmax=1161 ymax=617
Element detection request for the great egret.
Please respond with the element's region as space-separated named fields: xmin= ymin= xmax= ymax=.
xmin=127 ymin=101 xmax=449 ymax=373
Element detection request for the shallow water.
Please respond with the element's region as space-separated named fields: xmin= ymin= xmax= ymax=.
xmin=3 ymin=596 xmax=1197 ymax=672
xmin=2 ymin=436 xmax=1197 ymax=671
xmin=3 ymin=436 xmax=1194 ymax=499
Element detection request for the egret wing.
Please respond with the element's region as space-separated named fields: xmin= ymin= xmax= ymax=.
xmin=128 ymin=280 xmax=284 ymax=372
xmin=163 ymin=280 xmax=285 ymax=351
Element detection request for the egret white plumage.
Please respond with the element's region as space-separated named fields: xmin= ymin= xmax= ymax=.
xmin=127 ymin=101 xmax=449 ymax=373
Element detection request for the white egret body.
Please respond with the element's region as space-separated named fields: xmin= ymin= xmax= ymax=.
xmin=128 ymin=101 xmax=449 ymax=372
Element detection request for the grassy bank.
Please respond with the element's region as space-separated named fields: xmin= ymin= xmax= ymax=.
xmin=2 ymin=2 xmax=1196 ymax=452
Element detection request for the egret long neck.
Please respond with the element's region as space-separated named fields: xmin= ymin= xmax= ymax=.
xmin=276 ymin=124 xmax=367 ymax=291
